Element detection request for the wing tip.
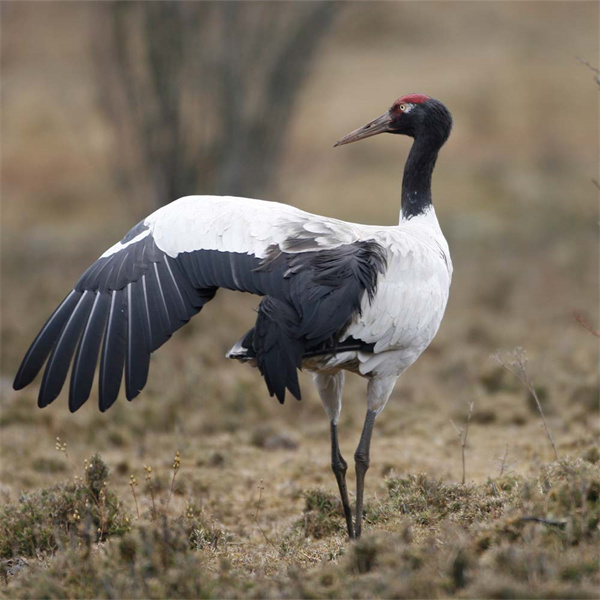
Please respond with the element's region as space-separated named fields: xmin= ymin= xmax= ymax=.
xmin=12 ymin=377 xmax=27 ymax=391
xmin=68 ymin=400 xmax=82 ymax=414
xmin=126 ymin=388 xmax=142 ymax=402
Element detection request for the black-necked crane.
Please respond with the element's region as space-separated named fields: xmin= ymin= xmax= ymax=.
xmin=14 ymin=94 xmax=453 ymax=539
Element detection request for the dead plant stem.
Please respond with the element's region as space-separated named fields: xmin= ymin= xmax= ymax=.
xmin=492 ymin=348 xmax=559 ymax=461
xmin=450 ymin=401 xmax=474 ymax=484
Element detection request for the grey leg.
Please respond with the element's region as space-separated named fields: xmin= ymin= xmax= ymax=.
xmin=330 ymin=421 xmax=355 ymax=539
xmin=313 ymin=372 xmax=354 ymax=538
xmin=354 ymin=409 xmax=377 ymax=538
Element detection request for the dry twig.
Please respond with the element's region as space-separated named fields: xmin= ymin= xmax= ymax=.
xmin=572 ymin=310 xmax=600 ymax=338
xmin=576 ymin=56 xmax=600 ymax=87
xmin=450 ymin=401 xmax=474 ymax=484
xmin=253 ymin=479 xmax=278 ymax=551
xmin=518 ymin=516 xmax=566 ymax=529
xmin=492 ymin=348 xmax=559 ymax=460
xmin=497 ymin=445 xmax=511 ymax=478
xmin=144 ymin=465 xmax=157 ymax=520
xmin=129 ymin=474 xmax=140 ymax=520
xmin=166 ymin=451 xmax=181 ymax=512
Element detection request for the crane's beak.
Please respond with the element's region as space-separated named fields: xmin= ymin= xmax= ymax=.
xmin=334 ymin=111 xmax=392 ymax=147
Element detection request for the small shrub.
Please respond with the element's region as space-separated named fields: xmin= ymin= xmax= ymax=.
xmin=386 ymin=473 xmax=506 ymax=526
xmin=583 ymin=446 xmax=599 ymax=464
xmin=0 ymin=454 xmax=129 ymax=559
xmin=186 ymin=503 xmax=229 ymax=550
xmin=2 ymin=526 xmax=209 ymax=599
xmin=476 ymin=458 xmax=600 ymax=552
xmin=348 ymin=535 xmax=380 ymax=573
xmin=297 ymin=489 xmax=345 ymax=539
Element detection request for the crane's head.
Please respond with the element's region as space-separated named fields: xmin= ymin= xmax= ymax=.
xmin=334 ymin=94 xmax=452 ymax=147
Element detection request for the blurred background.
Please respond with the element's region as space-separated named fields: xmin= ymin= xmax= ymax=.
xmin=1 ymin=0 xmax=598 ymax=525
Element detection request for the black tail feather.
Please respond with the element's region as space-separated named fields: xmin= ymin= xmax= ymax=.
xmin=254 ymin=297 xmax=303 ymax=403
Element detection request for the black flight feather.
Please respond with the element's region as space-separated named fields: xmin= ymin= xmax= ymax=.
xmin=99 ymin=290 xmax=127 ymax=412
xmin=13 ymin=290 xmax=82 ymax=390
xmin=38 ymin=291 xmax=95 ymax=408
xmin=69 ymin=292 xmax=110 ymax=412
xmin=125 ymin=282 xmax=150 ymax=401
xmin=143 ymin=267 xmax=172 ymax=351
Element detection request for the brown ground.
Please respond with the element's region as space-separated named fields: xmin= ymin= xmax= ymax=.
xmin=1 ymin=2 xmax=598 ymax=598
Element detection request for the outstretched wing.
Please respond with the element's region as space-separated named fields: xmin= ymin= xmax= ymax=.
xmin=14 ymin=195 xmax=386 ymax=411
xmin=13 ymin=218 xmax=214 ymax=413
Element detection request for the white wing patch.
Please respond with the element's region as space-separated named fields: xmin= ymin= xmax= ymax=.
xmin=145 ymin=196 xmax=360 ymax=259
xmin=101 ymin=228 xmax=152 ymax=259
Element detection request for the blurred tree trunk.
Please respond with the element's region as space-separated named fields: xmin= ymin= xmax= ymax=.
xmin=91 ymin=1 xmax=337 ymax=210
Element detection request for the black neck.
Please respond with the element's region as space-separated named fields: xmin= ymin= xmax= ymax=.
xmin=401 ymin=134 xmax=441 ymax=220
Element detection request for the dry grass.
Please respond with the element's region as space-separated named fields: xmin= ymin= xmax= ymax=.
xmin=1 ymin=2 xmax=599 ymax=598
xmin=0 ymin=455 xmax=598 ymax=598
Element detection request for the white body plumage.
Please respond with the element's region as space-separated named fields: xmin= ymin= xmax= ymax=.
xmin=102 ymin=194 xmax=452 ymax=415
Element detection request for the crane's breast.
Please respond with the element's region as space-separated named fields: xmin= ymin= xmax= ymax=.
xmin=345 ymin=233 xmax=451 ymax=375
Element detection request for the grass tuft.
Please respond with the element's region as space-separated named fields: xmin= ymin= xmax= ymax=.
xmin=0 ymin=454 xmax=129 ymax=559
xmin=296 ymin=488 xmax=346 ymax=539
xmin=385 ymin=473 xmax=506 ymax=526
